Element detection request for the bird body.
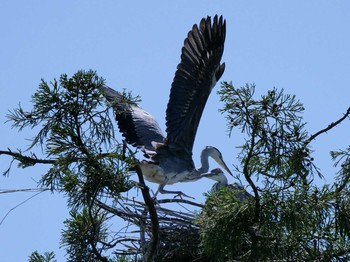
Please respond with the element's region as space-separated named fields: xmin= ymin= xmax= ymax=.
xmin=140 ymin=163 xmax=196 ymax=185
xmin=101 ymin=15 xmax=230 ymax=197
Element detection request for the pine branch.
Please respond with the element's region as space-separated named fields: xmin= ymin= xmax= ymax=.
xmin=0 ymin=149 xmax=128 ymax=170
xmin=0 ymin=150 xmax=56 ymax=165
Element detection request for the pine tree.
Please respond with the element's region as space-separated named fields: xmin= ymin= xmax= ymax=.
xmin=2 ymin=70 xmax=350 ymax=261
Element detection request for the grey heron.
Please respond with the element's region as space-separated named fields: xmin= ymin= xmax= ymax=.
xmin=201 ymin=168 xmax=252 ymax=201
xmin=101 ymin=15 xmax=231 ymax=197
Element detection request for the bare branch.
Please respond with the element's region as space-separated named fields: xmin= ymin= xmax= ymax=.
xmin=134 ymin=165 xmax=159 ymax=262
xmin=0 ymin=188 xmax=51 ymax=194
xmin=0 ymin=149 xmax=128 ymax=164
xmin=157 ymin=198 xmax=204 ymax=208
xmin=0 ymin=190 xmax=47 ymax=226
xmin=95 ymin=200 xmax=145 ymax=222
xmin=0 ymin=150 xmax=55 ymax=165
xmin=305 ymin=106 xmax=350 ymax=146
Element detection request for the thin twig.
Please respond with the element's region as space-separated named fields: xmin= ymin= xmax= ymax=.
xmin=95 ymin=200 xmax=145 ymax=221
xmin=0 ymin=188 xmax=51 ymax=194
xmin=157 ymin=198 xmax=204 ymax=208
xmin=0 ymin=190 xmax=47 ymax=226
xmin=305 ymin=106 xmax=350 ymax=146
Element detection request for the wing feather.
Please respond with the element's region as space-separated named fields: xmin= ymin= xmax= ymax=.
xmin=165 ymin=15 xmax=226 ymax=155
xmin=100 ymin=86 xmax=165 ymax=151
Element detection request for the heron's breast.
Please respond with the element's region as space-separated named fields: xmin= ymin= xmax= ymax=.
xmin=139 ymin=161 xmax=166 ymax=184
xmin=139 ymin=161 xmax=191 ymax=185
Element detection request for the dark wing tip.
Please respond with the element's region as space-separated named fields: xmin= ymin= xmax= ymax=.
xmin=165 ymin=15 xmax=226 ymax=153
xmin=200 ymin=15 xmax=226 ymax=43
xmin=99 ymin=86 xmax=140 ymax=145
xmin=216 ymin=62 xmax=225 ymax=81
xmin=100 ymin=86 xmax=165 ymax=151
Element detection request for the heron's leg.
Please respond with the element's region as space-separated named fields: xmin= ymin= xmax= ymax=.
xmin=158 ymin=185 xmax=194 ymax=199
xmin=151 ymin=186 xmax=161 ymax=201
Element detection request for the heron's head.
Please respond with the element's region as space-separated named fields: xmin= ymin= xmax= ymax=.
xmin=204 ymin=146 xmax=233 ymax=177
xmin=201 ymin=168 xmax=228 ymax=184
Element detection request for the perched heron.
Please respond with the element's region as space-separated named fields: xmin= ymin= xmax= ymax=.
xmin=101 ymin=15 xmax=231 ymax=197
xmin=201 ymin=168 xmax=253 ymax=201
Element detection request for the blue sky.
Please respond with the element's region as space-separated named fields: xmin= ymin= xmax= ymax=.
xmin=1 ymin=1 xmax=350 ymax=261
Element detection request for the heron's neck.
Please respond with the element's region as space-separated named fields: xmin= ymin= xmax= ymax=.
xmin=198 ymin=148 xmax=210 ymax=173
xmin=212 ymin=175 xmax=228 ymax=191
xmin=217 ymin=175 xmax=228 ymax=186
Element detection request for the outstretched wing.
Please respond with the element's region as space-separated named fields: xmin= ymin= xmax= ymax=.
xmin=165 ymin=15 xmax=226 ymax=155
xmin=100 ymin=86 xmax=165 ymax=151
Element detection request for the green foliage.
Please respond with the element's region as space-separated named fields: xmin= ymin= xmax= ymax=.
xmin=61 ymin=208 xmax=109 ymax=262
xmin=3 ymin=73 xmax=350 ymax=261
xmin=28 ymin=251 xmax=56 ymax=262
xmin=257 ymin=185 xmax=336 ymax=260
xmin=8 ymin=70 xmax=111 ymax=151
xmin=7 ymin=70 xmax=133 ymax=206
xmin=196 ymin=82 xmax=350 ymax=261
xmin=331 ymin=147 xmax=350 ymax=192
xmin=197 ymin=188 xmax=254 ymax=261
xmin=218 ymin=83 xmax=320 ymax=187
xmin=5 ymin=71 xmax=138 ymax=260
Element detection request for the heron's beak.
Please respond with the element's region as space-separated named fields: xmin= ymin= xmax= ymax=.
xmin=215 ymin=156 xmax=233 ymax=177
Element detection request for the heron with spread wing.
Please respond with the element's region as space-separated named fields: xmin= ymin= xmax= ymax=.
xmin=101 ymin=15 xmax=232 ymax=197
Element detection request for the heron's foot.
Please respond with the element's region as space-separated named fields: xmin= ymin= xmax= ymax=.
xmin=157 ymin=185 xmax=194 ymax=199
xmin=151 ymin=196 xmax=159 ymax=205
xmin=151 ymin=191 xmax=160 ymax=204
